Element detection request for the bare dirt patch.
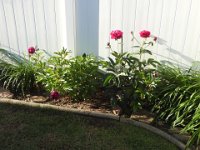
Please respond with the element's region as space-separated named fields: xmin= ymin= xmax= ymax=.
xmin=0 ymin=87 xmax=13 ymax=98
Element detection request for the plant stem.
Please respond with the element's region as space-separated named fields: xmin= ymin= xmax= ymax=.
xmin=140 ymin=41 xmax=145 ymax=62
xmin=121 ymin=37 xmax=123 ymax=54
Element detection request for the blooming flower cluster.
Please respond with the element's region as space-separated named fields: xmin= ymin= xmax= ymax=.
xmin=110 ymin=29 xmax=156 ymax=41
xmin=109 ymin=29 xmax=157 ymax=51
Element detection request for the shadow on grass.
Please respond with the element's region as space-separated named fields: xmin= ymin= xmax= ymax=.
xmin=0 ymin=103 xmax=178 ymax=150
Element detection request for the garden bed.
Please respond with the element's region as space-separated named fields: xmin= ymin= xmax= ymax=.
xmin=0 ymin=87 xmax=154 ymax=123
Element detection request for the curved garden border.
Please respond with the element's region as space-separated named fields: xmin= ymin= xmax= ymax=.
xmin=0 ymin=98 xmax=186 ymax=150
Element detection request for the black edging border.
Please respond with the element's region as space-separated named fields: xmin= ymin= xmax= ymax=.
xmin=0 ymin=98 xmax=186 ymax=150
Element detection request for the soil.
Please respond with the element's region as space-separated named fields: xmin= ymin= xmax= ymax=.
xmin=0 ymin=87 xmax=190 ymax=145
xmin=0 ymin=87 xmax=155 ymax=123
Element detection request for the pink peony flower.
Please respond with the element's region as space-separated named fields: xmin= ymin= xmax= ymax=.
xmin=139 ymin=30 xmax=151 ymax=38
xmin=28 ymin=46 xmax=36 ymax=54
xmin=110 ymin=30 xmax=123 ymax=40
xmin=50 ymin=90 xmax=60 ymax=100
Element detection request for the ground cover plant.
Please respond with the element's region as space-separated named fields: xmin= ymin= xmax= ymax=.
xmin=0 ymin=103 xmax=178 ymax=150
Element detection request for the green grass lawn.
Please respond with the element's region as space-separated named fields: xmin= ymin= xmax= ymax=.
xmin=0 ymin=103 xmax=178 ymax=150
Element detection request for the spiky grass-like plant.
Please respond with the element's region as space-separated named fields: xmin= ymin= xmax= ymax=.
xmin=151 ymin=64 xmax=200 ymax=148
xmin=0 ymin=49 xmax=37 ymax=96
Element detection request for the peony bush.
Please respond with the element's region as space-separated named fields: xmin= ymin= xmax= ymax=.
xmin=103 ymin=29 xmax=159 ymax=117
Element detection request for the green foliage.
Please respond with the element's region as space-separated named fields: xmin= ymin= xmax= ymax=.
xmin=66 ymin=54 xmax=103 ymax=101
xmin=0 ymin=49 xmax=37 ymax=96
xmin=151 ymin=64 xmax=200 ymax=148
xmin=35 ymin=48 xmax=70 ymax=94
xmin=103 ymin=47 xmax=159 ymax=116
xmin=35 ymin=50 xmax=102 ymax=101
xmin=183 ymin=108 xmax=200 ymax=148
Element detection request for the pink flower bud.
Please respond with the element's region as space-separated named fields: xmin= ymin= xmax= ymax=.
xmin=28 ymin=47 xmax=36 ymax=54
xmin=50 ymin=90 xmax=60 ymax=100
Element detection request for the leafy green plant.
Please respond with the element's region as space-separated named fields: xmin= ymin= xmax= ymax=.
xmin=0 ymin=48 xmax=38 ymax=96
xmin=66 ymin=54 xmax=103 ymax=101
xmin=34 ymin=49 xmax=102 ymax=101
xmin=103 ymin=30 xmax=159 ymax=117
xmin=35 ymin=48 xmax=70 ymax=94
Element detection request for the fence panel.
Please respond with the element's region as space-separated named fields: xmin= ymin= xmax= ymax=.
xmin=98 ymin=0 xmax=200 ymax=66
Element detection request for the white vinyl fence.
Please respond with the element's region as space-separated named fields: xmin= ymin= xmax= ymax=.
xmin=98 ymin=0 xmax=200 ymax=67
xmin=1 ymin=0 xmax=200 ymax=66
xmin=0 ymin=0 xmax=76 ymax=55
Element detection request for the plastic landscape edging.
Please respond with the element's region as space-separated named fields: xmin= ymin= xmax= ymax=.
xmin=0 ymin=98 xmax=186 ymax=150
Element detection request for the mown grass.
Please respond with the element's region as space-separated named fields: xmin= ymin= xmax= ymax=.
xmin=0 ymin=103 xmax=178 ymax=150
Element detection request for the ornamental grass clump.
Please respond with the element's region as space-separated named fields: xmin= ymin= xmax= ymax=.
xmin=151 ymin=64 xmax=200 ymax=148
xmin=103 ymin=29 xmax=159 ymax=117
xmin=0 ymin=47 xmax=38 ymax=96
